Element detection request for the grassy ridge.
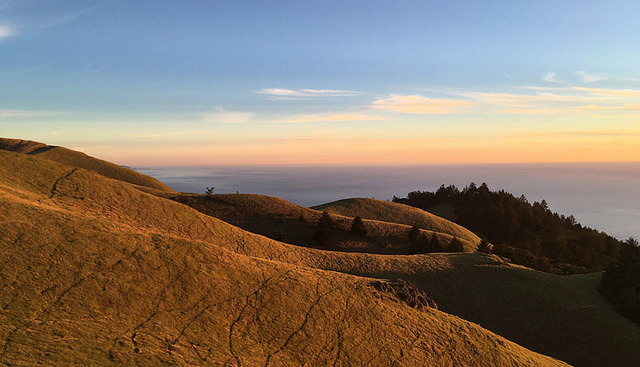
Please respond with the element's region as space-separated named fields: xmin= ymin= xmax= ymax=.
xmin=170 ymin=193 xmax=477 ymax=254
xmin=313 ymin=198 xmax=481 ymax=246
xmin=32 ymin=147 xmax=175 ymax=192
xmin=0 ymin=149 xmax=567 ymax=366
xmin=0 ymin=137 xmax=48 ymax=154
xmin=0 ymin=138 xmax=174 ymax=192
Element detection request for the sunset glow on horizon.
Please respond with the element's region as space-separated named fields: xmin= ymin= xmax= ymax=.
xmin=2 ymin=0 xmax=640 ymax=166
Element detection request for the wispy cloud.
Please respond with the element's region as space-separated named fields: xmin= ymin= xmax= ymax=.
xmin=543 ymin=72 xmax=560 ymax=83
xmin=0 ymin=2 xmax=98 ymax=40
xmin=578 ymin=104 xmax=640 ymax=111
xmin=572 ymin=86 xmax=640 ymax=97
xmin=372 ymin=94 xmax=475 ymax=114
xmin=133 ymin=130 xmax=209 ymax=139
xmin=280 ymin=114 xmax=383 ymax=123
xmin=0 ymin=24 xmax=12 ymax=40
xmin=590 ymin=113 xmax=640 ymax=120
xmin=496 ymin=108 xmax=564 ymax=115
xmin=506 ymin=130 xmax=640 ymax=138
xmin=0 ymin=109 xmax=59 ymax=119
xmin=452 ymin=84 xmax=640 ymax=115
xmin=195 ymin=108 xmax=383 ymax=125
xmin=200 ymin=108 xmax=255 ymax=124
xmin=575 ymin=71 xmax=605 ymax=83
xmin=256 ymin=88 xmax=361 ymax=98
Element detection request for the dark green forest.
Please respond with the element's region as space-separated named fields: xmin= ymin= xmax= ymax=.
xmin=394 ymin=182 xmax=623 ymax=274
xmin=601 ymin=237 xmax=640 ymax=325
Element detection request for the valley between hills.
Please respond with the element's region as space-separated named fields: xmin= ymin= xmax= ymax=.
xmin=1 ymin=138 xmax=639 ymax=366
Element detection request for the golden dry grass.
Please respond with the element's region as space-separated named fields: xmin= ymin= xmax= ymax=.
xmin=0 ymin=137 xmax=48 ymax=154
xmin=0 ymin=138 xmax=174 ymax=192
xmin=0 ymin=149 xmax=572 ymax=366
xmin=2 ymin=147 xmax=640 ymax=366
xmin=313 ymin=197 xmax=480 ymax=246
xmin=170 ymin=193 xmax=477 ymax=253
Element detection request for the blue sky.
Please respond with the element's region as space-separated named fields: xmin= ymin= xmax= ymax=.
xmin=2 ymin=0 xmax=640 ymax=165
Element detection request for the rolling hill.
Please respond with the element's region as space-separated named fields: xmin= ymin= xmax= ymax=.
xmin=1 ymin=142 xmax=640 ymax=366
xmin=313 ymin=197 xmax=481 ymax=246
xmin=168 ymin=193 xmax=478 ymax=254
xmin=0 ymin=137 xmax=174 ymax=192
xmin=0 ymin=147 xmax=569 ymax=366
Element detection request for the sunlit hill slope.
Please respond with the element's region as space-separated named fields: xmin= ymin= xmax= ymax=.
xmin=1 ymin=139 xmax=639 ymax=366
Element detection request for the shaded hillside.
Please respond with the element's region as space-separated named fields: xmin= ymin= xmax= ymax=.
xmin=394 ymin=183 xmax=623 ymax=274
xmin=0 ymin=150 xmax=569 ymax=366
xmin=169 ymin=193 xmax=477 ymax=253
xmin=0 ymin=137 xmax=48 ymax=154
xmin=400 ymin=256 xmax=640 ymax=367
xmin=0 ymin=137 xmax=174 ymax=192
xmin=313 ymin=198 xmax=480 ymax=246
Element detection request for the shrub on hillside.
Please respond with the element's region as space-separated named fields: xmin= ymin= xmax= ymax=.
xmin=372 ymin=279 xmax=437 ymax=310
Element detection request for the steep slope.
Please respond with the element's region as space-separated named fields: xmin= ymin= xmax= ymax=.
xmin=314 ymin=197 xmax=481 ymax=246
xmin=0 ymin=149 xmax=567 ymax=366
xmin=0 ymin=137 xmax=174 ymax=192
xmin=169 ymin=193 xmax=476 ymax=253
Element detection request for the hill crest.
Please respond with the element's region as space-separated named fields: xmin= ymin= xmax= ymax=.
xmin=0 ymin=137 xmax=174 ymax=192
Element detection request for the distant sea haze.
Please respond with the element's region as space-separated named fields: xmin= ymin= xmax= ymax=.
xmin=135 ymin=163 xmax=640 ymax=241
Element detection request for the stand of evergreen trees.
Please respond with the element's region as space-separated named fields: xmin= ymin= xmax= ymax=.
xmin=394 ymin=182 xmax=623 ymax=274
xmin=600 ymin=237 xmax=640 ymax=325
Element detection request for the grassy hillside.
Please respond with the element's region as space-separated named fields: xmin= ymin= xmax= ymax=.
xmin=401 ymin=257 xmax=640 ymax=367
xmin=0 ymin=149 xmax=568 ymax=366
xmin=37 ymin=154 xmax=638 ymax=367
xmin=0 ymin=137 xmax=48 ymax=154
xmin=313 ymin=198 xmax=480 ymax=246
xmin=0 ymin=138 xmax=174 ymax=192
xmin=169 ymin=193 xmax=477 ymax=253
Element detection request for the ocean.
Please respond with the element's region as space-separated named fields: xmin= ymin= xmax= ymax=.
xmin=135 ymin=163 xmax=640 ymax=241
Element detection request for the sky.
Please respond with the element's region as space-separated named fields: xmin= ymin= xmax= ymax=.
xmin=1 ymin=0 xmax=640 ymax=166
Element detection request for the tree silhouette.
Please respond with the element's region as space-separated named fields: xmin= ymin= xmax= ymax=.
xmin=448 ymin=237 xmax=465 ymax=252
xmin=408 ymin=225 xmax=420 ymax=242
xmin=601 ymin=237 xmax=640 ymax=324
xmin=314 ymin=211 xmax=335 ymax=246
xmin=477 ymin=238 xmax=492 ymax=254
xmin=351 ymin=216 xmax=368 ymax=237
xmin=393 ymin=182 xmax=624 ymax=274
